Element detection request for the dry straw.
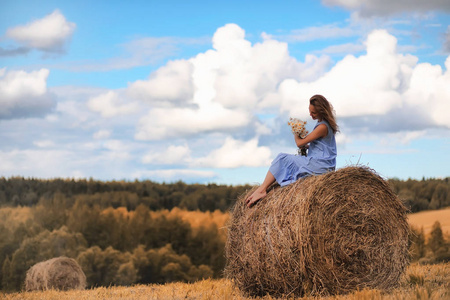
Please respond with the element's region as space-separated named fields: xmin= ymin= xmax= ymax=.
xmin=225 ymin=166 xmax=410 ymax=297
xmin=25 ymin=257 xmax=86 ymax=291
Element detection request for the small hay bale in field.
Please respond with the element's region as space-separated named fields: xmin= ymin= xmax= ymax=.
xmin=225 ymin=166 xmax=409 ymax=297
xmin=25 ymin=257 xmax=86 ymax=291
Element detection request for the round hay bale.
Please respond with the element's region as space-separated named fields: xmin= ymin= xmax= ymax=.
xmin=225 ymin=166 xmax=409 ymax=297
xmin=25 ymin=257 xmax=86 ymax=291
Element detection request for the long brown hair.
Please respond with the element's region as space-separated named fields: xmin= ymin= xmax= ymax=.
xmin=309 ymin=94 xmax=339 ymax=134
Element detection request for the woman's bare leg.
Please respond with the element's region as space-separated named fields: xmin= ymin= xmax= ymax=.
xmin=245 ymin=170 xmax=276 ymax=207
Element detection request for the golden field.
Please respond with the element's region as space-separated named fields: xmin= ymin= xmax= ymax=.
xmin=1 ymin=263 xmax=449 ymax=300
xmin=408 ymin=207 xmax=450 ymax=235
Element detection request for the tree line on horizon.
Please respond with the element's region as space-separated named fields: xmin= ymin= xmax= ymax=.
xmin=0 ymin=176 xmax=449 ymax=292
xmin=0 ymin=177 xmax=250 ymax=212
xmin=0 ymin=175 xmax=449 ymax=212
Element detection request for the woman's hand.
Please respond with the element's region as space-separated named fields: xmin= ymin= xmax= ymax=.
xmin=294 ymin=123 xmax=327 ymax=147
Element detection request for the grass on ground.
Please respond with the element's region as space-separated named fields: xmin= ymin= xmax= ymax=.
xmin=2 ymin=263 xmax=449 ymax=300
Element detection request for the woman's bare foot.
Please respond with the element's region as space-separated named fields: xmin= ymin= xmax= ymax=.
xmin=245 ymin=170 xmax=275 ymax=208
xmin=245 ymin=188 xmax=267 ymax=207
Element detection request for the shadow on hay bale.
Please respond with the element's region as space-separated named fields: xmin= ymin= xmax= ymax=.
xmin=225 ymin=166 xmax=410 ymax=297
xmin=25 ymin=257 xmax=86 ymax=291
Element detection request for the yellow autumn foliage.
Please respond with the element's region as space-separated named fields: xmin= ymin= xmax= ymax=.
xmin=0 ymin=206 xmax=33 ymax=230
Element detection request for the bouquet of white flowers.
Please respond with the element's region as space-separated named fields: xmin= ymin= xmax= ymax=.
xmin=288 ymin=117 xmax=308 ymax=156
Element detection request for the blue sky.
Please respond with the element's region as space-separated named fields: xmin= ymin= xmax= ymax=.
xmin=1 ymin=0 xmax=449 ymax=185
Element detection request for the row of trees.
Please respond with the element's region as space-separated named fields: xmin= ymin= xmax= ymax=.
xmin=410 ymin=222 xmax=450 ymax=264
xmin=389 ymin=177 xmax=450 ymax=212
xmin=0 ymin=193 xmax=228 ymax=291
xmin=1 ymin=175 xmax=449 ymax=213
xmin=0 ymin=177 xmax=250 ymax=212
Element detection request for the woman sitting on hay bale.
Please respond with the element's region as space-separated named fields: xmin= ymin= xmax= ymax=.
xmin=246 ymin=94 xmax=339 ymax=207
xmin=229 ymin=96 xmax=409 ymax=297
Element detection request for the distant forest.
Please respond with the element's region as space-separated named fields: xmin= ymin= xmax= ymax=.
xmin=0 ymin=177 xmax=251 ymax=212
xmin=0 ymin=176 xmax=449 ymax=292
xmin=1 ymin=176 xmax=449 ymax=212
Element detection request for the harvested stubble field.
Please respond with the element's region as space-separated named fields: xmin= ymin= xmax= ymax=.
xmin=2 ymin=263 xmax=449 ymax=300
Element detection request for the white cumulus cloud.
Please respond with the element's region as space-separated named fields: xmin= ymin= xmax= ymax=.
xmin=33 ymin=140 xmax=55 ymax=148
xmin=195 ymin=137 xmax=272 ymax=168
xmin=0 ymin=148 xmax=72 ymax=177
xmin=6 ymin=9 xmax=76 ymax=53
xmin=133 ymin=24 xmax=330 ymax=141
xmin=273 ymin=30 xmax=418 ymax=119
xmin=403 ymin=56 xmax=450 ymax=128
xmin=101 ymin=140 xmax=131 ymax=160
xmin=267 ymin=29 xmax=450 ymax=135
xmin=380 ymin=130 xmax=427 ymax=146
xmin=88 ymin=91 xmax=139 ymax=118
xmin=142 ymin=145 xmax=191 ymax=165
xmin=135 ymin=104 xmax=250 ymax=140
xmin=93 ymin=130 xmax=111 ymax=139
xmin=0 ymin=68 xmax=55 ymax=119
xmin=127 ymin=59 xmax=195 ymax=104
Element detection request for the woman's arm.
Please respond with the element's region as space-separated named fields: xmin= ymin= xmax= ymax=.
xmin=294 ymin=123 xmax=328 ymax=147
